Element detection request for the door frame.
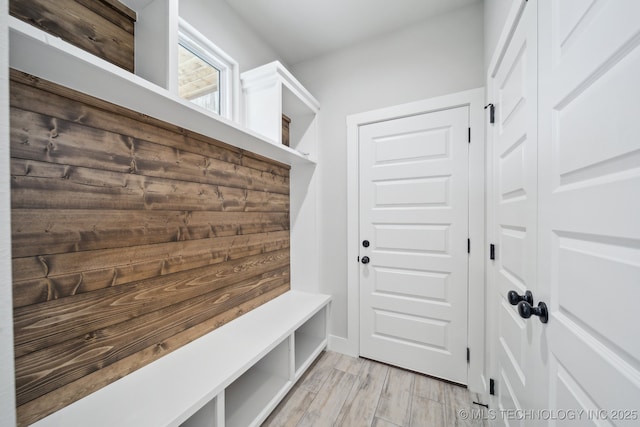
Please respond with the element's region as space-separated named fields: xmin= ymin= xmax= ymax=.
xmin=343 ymin=88 xmax=486 ymax=393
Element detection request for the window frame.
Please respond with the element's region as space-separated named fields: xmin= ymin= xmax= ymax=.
xmin=177 ymin=18 xmax=239 ymax=121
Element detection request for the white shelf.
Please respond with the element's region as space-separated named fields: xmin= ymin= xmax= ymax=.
xmin=7 ymin=17 xmax=314 ymax=167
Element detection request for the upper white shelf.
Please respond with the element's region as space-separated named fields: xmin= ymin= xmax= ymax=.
xmin=8 ymin=17 xmax=315 ymax=167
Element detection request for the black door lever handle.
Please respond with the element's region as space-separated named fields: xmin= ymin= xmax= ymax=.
xmin=508 ymin=290 xmax=533 ymax=306
xmin=518 ymin=301 xmax=549 ymax=324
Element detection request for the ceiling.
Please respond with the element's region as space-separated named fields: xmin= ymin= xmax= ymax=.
xmin=222 ymin=0 xmax=481 ymax=64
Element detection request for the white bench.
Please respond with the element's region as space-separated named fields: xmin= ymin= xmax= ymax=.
xmin=33 ymin=291 xmax=331 ymax=427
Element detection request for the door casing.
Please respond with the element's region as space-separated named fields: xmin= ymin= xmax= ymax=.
xmin=343 ymin=88 xmax=486 ymax=393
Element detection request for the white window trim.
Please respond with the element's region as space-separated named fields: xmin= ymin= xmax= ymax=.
xmin=178 ymin=18 xmax=239 ymax=122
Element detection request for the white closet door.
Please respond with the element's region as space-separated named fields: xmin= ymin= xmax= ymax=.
xmin=489 ymin=1 xmax=547 ymax=421
xmin=538 ymin=0 xmax=640 ymax=420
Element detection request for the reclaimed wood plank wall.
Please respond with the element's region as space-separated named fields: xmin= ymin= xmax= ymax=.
xmin=9 ymin=70 xmax=291 ymax=426
xmin=9 ymin=0 xmax=136 ymax=72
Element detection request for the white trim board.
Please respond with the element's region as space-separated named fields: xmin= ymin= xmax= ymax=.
xmin=345 ymin=88 xmax=486 ymax=393
xmin=0 ymin=1 xmax=17 ymax=425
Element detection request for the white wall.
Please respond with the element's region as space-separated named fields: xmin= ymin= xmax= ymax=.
xmin=291 ymin=2 xmax=485 ymax=339
xmin=179 ymin=0 xmax=286 ymax=72
xmin=0 ymin=0 xmax=17 ymax=425
xmin=484 ymin=0 xmax=512 ymax=71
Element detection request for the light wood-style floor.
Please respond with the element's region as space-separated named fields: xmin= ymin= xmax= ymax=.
xmin=262 ymin=351 xmax=487 ymax=427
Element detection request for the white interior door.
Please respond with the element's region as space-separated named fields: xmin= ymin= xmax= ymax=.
xmin=359 ymin=107 xmax=469 ymax=384
xmin=539 ymin=0 xmax=640 ymax=421
xmin=489 ymin=1 xmax=546 ymax=420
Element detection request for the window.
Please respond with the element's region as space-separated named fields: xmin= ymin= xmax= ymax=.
xmin=178 ymin=19 xmax=239 ymax=121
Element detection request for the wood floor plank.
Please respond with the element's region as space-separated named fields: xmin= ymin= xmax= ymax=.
xmin=263 ymin=353 xmax=484 ymax=427
xmin=261 ymin=385 xmax=315 ymax=427
xmin=297 ymin=368 xmax=356 ymax=427
xmin=413 ymin=374 xmax=445 ymax=403
xmin=410 ymin=395 xmax=445 ymax=427
xmin=372 ymin=418 xmax=402 ymax=427
xmin=299 ymin=351 xmax=341 ymax=394
xmin=335 ymin=353 xmax=364 ymax=376
xmin=443 ymin=383 xmax=484 ymax=427
xmin=335 ymin=358 xmax=388 ymax=427
xmin=375 ymin=366 xmax=415 ymax=426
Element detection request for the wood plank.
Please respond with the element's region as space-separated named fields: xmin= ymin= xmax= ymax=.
xmin=13 ymin=249 xmax=290 ymax=357
xmin=409 ymin=396 xmax=445 ymax=427
xmin=299 ymin=351 xmax=342 ymax=394
xmin=10 ymin=108 xmax=290 ymax=194
xmin=297 ymin=368 xmax=357 ymax=427
xmin=413 ymin=374 xmax=445 ymax=403
xmin=74 ymin=0 xmax=135 ymax=32
xmin=375 ymin=366 xmax=415 ymax=426
xmin=15 ymin=285 xmax=290 ymax=427
xmin=10 ymin=72 xmax=290 ymax=177
xmin=15 ymin=268 xmax=289 ymax=406
xmin=261 ymin=385 xmax=316 ymax=427
xmin=11 ymin=209 xmax=289 ymax=258
xmin=334 ymin=353 xmax=364 ymax=376
xmin=443 ymin=384 xmax=481 ymax=427
xmin=9 ymin=0 xmax=134 ymax=71
xmin=335 ymin=358 xmax=389 ymax=426
xmin=12 ymin=229 xmax=289 ymax=282
xmin=12 ymin=231 xmax=289 ymax=308
xmin=372 ymin=418 xmax=402 ymax=427
xmin=10 ymin=159 xmax=289 ymax=212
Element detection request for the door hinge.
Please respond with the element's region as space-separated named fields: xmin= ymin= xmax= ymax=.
xmin=484 ymin=103 xmax=495 ymax=124
xmin=357 ymin=256 xmax=360 ymax=262
xmin=490 ymin=378 xmax=496 ymax=395
xmin=490 ymin=244 xmax=495 ymax=260
xmin=468 ymin=127 xmax=471 ymax=143
xmin=467 ymin=238 xmax=470 ymax=254
xmin=467 ymin=347 xmax=470 ymax=363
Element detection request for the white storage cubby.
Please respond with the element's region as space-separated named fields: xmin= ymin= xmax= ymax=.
xmin=241 ymin=61 xmax=320 ymax=162
xmin=294 ymin=308 xmax=327 ymax=375
xmin=225 ymin=339 xmax=291 ymax=427
xmin=180 ymin=396 xmax=221 ymax=427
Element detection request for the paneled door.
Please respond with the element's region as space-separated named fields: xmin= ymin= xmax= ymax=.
xmin=538 ymin=0 xmax=640 ymax=421
xmin=491 ymin=0 xmax=640 ymax=424
xmin=359 ymin=107 xmax=469 ymax=384
xmin=488 ymin=1 xmax=545 ymax=419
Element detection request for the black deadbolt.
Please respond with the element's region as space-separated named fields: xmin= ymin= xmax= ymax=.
xmin=362 ymin=240 xmax=370 ymax=248
xmin=361 ymin=256 xmax=370 ymax=264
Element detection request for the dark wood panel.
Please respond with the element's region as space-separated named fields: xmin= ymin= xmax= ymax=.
xmin=12 ymin=231 xmax=290 ymax=307
xmin=15 ymin=284 xmax=289 ymax=427
xmin=14 ymin=249 xmax=290 ymax=358
xmin=11 ymin=209 xmax=290 ymax=258
xmin=10 ymin=108 xmax=290 ymax=194
xmin=74 ymin=0 xmax=136 ymax=32
xmin=10 ymin=71 xmax=291 ymax=177
xmin=10 ymin=70 xmax=292 ymax=425
xmin=11 ymin=159 xmax=290 ymax=212
xmin=9 ymin=0 xmax=134 ymax=71
xmin=15 ymin=268 xmax=290 ymax=406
